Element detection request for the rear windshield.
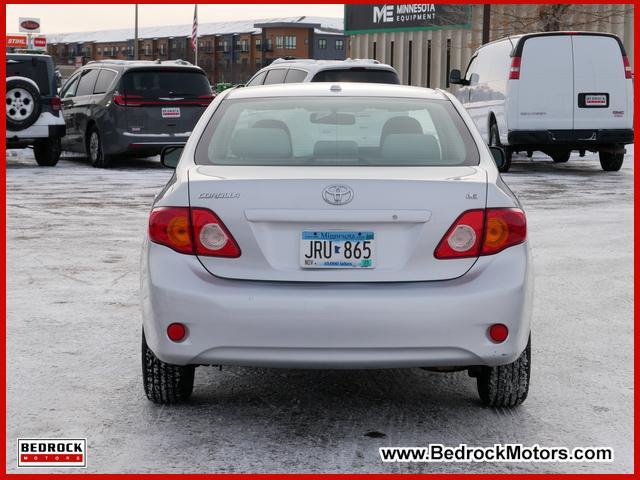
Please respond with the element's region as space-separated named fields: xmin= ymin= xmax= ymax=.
xmin=7 ymin=57 xmax=51 ymax=95
xmin=195 ymin=97 xmax=478 ymax=167
xmin=123 ymin=69 xmax=210 ymax=98
xmin=311 ymin=68 xmax=400 ymax=84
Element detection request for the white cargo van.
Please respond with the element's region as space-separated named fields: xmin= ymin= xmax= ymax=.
xmin=449 ymin=32 xmax=634 ymax=172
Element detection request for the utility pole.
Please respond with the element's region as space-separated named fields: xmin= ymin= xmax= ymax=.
xmin=134 ymin=4 xmax=139 ymax=60
xmin=482 ymin=5 xmax=491 ymax=45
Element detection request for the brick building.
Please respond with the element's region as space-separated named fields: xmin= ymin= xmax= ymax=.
xmin=47 ymin=16 xmax=346 ymax=84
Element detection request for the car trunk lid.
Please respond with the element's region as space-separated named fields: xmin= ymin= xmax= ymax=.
xmin=188 ymin=165 xmax=487 ymax=282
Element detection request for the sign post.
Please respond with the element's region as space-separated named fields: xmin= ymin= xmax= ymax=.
xmin=19 ymin=17 xmax=41 ymax=50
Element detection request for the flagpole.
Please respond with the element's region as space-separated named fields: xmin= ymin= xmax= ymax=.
xmin=194 ymin=4 xmax=198 ymax=67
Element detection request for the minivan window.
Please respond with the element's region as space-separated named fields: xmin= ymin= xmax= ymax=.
xmin=311 ymin=68 xmax=400 ymax=84
xmin=6 ymin=58 xmax=51 ymax=95
xmin=263 ymin=69 xmax=287 ymax=85
xmin=122 ymin=69 xmax=210 ymax=98
xmin=246 ymin=71 xmax=267 ymax=86
xmin=76 ymin=69 xmax=100 ymax=96
xmin=195 ymin=97 xmax=478 ymax=167
xmin=285 ymin=69 xmax=307 ymax=83
xmin=93 ymin=69 xmax=117 ymax=94
xmin=61 ymin=74 xmax=80 ymax=98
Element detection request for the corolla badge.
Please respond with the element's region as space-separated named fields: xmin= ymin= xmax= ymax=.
xmin=322 ymin=184 xmax=353 ymax=205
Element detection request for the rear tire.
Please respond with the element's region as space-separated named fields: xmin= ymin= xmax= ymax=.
xmin=87 ymin=127 xmax=112 ymax=168
xmin=34 ymin=138 xmax=61 ymax=167
xmin=142 ymin=330 xmax=195 ymax=404
xmin=476 ymin=336 xmax=531 ymax=407
xmin=6 ymin=78 xmax=42 ymax=131
xmin=551 ymin=150 xmax=571 ymax=163
xmin=489 ymin=120 xmax=512 ymax=173
xmin=599 ymin=151 xmax=624 ymax=172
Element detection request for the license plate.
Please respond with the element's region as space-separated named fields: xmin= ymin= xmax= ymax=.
xmin=580 ymin=93 xmax=609 ymax=108
xmin=161 ymin=107 xmax=181 ymax=118
xmin=300 ymin=231 xmax=375 ymax=269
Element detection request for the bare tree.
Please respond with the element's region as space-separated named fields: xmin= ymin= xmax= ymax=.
xmin=491 ymin=4 xmax=633 ymax=36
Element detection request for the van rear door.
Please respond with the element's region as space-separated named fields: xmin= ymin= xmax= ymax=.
xmin=572 ymin=34 xmax=632 ymax=130
xmin=122 ymin=68 xmax=212 ymax=136
xmin=515 ymin=35 xmax=573 ymax=130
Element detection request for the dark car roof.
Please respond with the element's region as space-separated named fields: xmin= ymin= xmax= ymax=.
xmin=82 ymin=59 xmax=205 ymax=73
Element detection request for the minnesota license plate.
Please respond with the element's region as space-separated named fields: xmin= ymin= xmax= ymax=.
xmin=300 ymin=231 xmax=375 ymax=268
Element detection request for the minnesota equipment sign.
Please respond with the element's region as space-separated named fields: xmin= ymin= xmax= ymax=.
xmin=345 ymin=4 xmax=472 ymax=34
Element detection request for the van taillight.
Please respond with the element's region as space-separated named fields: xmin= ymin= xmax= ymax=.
xmin=197 ymin=94 xmax=214 ymax=106
xmin=509 ymin=57 xmax=521 ymax=80
xmin=622 ymin=56 xmax=632 ymax=79
xmin=49 ymin=96 xmax=61 ymax=111
xmin=113 ymin=92 xmax=143 ymax=106
xmin=149 ymin=207 xmax=241 ymax=258
xmin=434 ymin=208 xmax=526 ymax=259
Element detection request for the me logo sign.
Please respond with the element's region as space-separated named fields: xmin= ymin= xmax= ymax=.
xmin=17 ymin=439 xmax=87 ymax=468
xmin=373 ymin=5 xmax=394 ymax=23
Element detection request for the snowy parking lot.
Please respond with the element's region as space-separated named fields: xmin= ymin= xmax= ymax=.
xmin=6 ymin=148 xmax=633 ymax=473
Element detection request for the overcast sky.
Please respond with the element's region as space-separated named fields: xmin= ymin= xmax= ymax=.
xmin=6 ymin=4 xmax=344 ymax=35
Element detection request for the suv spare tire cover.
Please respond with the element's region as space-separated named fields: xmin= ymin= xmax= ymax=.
xmin=6 ymin=77 xmax=42 ymax=131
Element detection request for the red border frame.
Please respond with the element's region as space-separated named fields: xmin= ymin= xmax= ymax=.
xmin=2 ymin=0 xmax=637 ymax=477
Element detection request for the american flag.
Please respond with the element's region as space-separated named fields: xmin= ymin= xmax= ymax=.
xmin=191 ymin=4 xmax=198 ymax=50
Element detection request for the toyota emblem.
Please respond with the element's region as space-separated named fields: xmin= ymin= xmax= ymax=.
xmin=322 ymin=185 xmax=354 ymax=206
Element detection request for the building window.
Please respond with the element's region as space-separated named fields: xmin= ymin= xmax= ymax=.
xmin=97 ymin=47 xmax=101 ymax=55
xmin=144 ymin=44 xmax=151 ymax=55
xmin=159 ymin=44 xmax=165 ymax=55
xmin=240 ymin=39 xmax=249 ymax=52
xmin=335 ymin=39 xmax=344 ymax=50
xmin=275 ymin=36 xmax=284 ymax=49
xmin=284 ymin=36 xmax=296 ymax=50
xmin=255 ymin=38 xmax=262 ymax=50
xmin=318 ymin=39 xmax=327 ymax=49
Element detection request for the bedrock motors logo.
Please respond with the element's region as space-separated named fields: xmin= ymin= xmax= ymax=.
xmin=18 ymin=439 xmax=86 ymax=468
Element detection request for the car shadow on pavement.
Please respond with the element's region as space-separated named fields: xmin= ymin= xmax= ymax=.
xmin=60 ymin=154 xmax=166 ymax=170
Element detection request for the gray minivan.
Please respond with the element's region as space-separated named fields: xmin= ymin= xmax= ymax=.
xmin=59 ymin=60 xmax=213 ymax=168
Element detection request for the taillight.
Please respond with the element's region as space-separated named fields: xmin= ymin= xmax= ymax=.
xmin=509 ymin=56 xmax=521 ymax=80
xmin=113 ymin=92 xmax=143 ymax=106
xmin=481 ymin=208 xmax=526 ymax=255
xmin=622 ymin=56 xmax=632 ymax=79
xmin=197 ymin=94 xmax=214 ymax=106
xmin=434 ymin=208 xmax=526 ymax=259
xmin=148 ymin=207 xmax=240 ymax=258
xmin=191 ymin=207 xmax=241 ymax=257
xmin=149 ymin=207 xmax=193 ymax=254
xmin=434 ymin=210 xmax=484 ymax=259
xmin=49 ymin=96 xmax=61 ymax=111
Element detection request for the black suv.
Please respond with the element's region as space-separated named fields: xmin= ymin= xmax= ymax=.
xmin=6 ymin=53 xmax=66 ymax=166
xmin=59 ymin=60 xmax=213 ymax=168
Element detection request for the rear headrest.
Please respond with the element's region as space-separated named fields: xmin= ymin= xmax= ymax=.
xmin=380 ymin=134 xmax=441 ymax=164
xmin=313 ymin=140 xmax=359 ymax=158
xmin=252 ymin=119 xmax=291 ymax=136
xmin=230 ymin=128 xmax=292 ymax=159
xmin=380 ymin=116 xmax=423 ymax=145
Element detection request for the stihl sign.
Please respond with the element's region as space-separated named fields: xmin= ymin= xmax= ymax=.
xmin=6 ymin=35 xmax=28 ymax=48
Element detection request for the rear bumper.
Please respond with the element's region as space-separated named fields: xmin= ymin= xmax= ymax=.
xmin=105 ymin=130 xmax=190 ymax=156
xmin=141 ymin=241 xmax=533 ymax=369
xmin=6 ymin=112 xmax=66 ymax=145
xmin=508 ymin=129 xmax=634 ymax=149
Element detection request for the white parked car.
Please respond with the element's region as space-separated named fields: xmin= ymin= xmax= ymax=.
xmin=141 ymin=83 xmax=533 ymax=407
xmin=449 ymin=32 xmax=634 ymax=172
xmin=245 ymin=58 xmax=400 ymax=86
